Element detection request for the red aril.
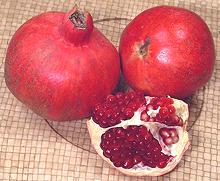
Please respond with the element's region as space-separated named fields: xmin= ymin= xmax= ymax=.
xmin=5 ymin=6 xmax=120 ymax=121
xmin=87 ymin=91 xmax=190 ymax=176
xmin=119 ymin=6 xmax=215 ymax=98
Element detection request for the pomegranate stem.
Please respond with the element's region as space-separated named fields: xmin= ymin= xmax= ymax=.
xmin=139 ymin=37 xmax=151 ymax=56
xmin=69 ymin=10 xmax=86 ymax=29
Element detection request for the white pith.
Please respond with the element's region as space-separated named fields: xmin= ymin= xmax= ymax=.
xmin=87 ymin=96 xmax=190 ymax=176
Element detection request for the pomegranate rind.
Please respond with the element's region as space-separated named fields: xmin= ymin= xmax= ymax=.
xmin=87 ymin=96 xmax=190 ymax=176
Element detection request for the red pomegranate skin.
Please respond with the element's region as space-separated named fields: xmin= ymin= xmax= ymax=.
xmin=5 ymin=6 xmax=120 ymax=121
xmin=119 ymin=6 xmax=215 ymax=98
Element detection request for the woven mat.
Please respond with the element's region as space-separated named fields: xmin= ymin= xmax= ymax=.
xmin=0 ymin=0 xmax=220 ymax=180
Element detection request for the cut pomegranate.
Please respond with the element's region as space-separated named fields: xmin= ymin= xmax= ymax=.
xmin=87 ymin=91 xmax=190 ymax=176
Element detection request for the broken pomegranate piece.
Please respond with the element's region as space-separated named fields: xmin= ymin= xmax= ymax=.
xmin=87 ymin=91 xmax=190 ymax=176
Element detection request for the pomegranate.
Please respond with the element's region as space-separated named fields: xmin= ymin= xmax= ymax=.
xmin=119 ymin=6 xmax=215 ymax=98
xmin=5 ymin=6 xmax=120 ymax=121
xmin=87 ymin=91 xmax=189 ymax=176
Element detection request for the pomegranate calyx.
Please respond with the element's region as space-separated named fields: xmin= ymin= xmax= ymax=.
xmin=69 ymin=9 xmax=86 ymax=29
xmin=62 ymin=5 xmax=94 ymax=45
xmin=139 ymin=37 xmax=151 ymax=57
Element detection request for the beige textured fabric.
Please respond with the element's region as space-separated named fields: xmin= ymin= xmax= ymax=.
xmin=0 ymin=0 xmax=220 ymax=180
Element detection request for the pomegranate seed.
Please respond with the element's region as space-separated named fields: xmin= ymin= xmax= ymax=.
xmin=133 ymin=155 xmax=142 ymax=164
xmin=111 ymin=146 xmax=120 ymax=154
xmin=102 ymin=131 xmax=114 ymax=141
xmin=103 ymin=149 xmax=111 ymax=158
xmin=143 ymin=160 xmax=157 ymax=168
xmin=110 ymin=154 xmax=120 ymax=162
xmin=155 ymin=100 xmax=163 ymax=107
xmin=122 ymin=158 xmax=134 ymax=169
xmin=120 ymin=105 xmax=126 ymax=113
xmin=106 ymin=95 xmax=116 ymax=103
xmin=153 ymin=104 xmax=159 ymax=110
xmin=146 ymin=104 xmax=153 ymax=111
xmin=123 ymin=108 xmax=134 ymax=119
xmin=135 ymin=91 xmax=145 ymax=97
xmin=159 ymin=129 xmax=170 ymax=138
xmin=100 ymin=140 xmax=110 ymax=149
xmin=158 ymin=160 xmax=168 ymax=168
xmin=149 ymin=139 xmax=161 ymax=151
xmin=150 ymin=97 xmax=160 ymax=105
xmin=172 ymin=136 xmax=179 ymax=144
xmin=104 ymin=101 xmax=112 ymax=108
xmin=97 ymin=109 xmax=105 ymax=117
xmin=167 ymin=104 xmax=176 ymax=114
xmin=177 ymin=117 xmax=183 ymax=126
xmin=127 ymin=125 xmax=138 ymax=132
xmin=114 ymin=128 xmax=126 ymax=138
xmin=169 ymin=129 xmax=177 ymax=137
xmin=171 ymin=115 xmax=183 ymax=126
xmin=155 ymin=114 xmax=163 ymax=122
xmin=160 ymin=97 xmax=174 ymax=106
xmin=132 ymin=141 xmax=138 ymax=147
xmin=115 ymin=92 xmax=124 ymax=99
xmin=135 ymin=134 xmax=143 ymax=142
xmin=164 ymin=137 xmax=173 ymax=145
xmin=139 ymin=126 xmax=152 ymax=142
xmin=140 ymin=111 xmax=150 ymax=121
xmin=159 ymin=128 xmax=179 ymax=145
xmin=112 ymin=110 xmax=120 ymax=118
xmin=139 ymin=125 xmax=148 ymax=135
xmin=127 ymin=133 xmax=136 ymax=142
xmin=109 ymin=118 xmax=119 ymax=126
xmin=135 ymin=149 xmax=145 ymax=156
xmin=121 ymin=140 xmax=131 ymax=149
xmin=99 ymin=120 xmax=109 ymax=128
xmin=152 ymin=146 xmax=161 ymax=152
xmin=143 ymin=152 xmax=152 ymax=160
xmin=127 ymin=91 xmax=135 ymax=99
xmin=120 ymin=150 xmax=131 ymax=159
xmin=152 ymin=153 xmax=160 ymax=160
xmin=127 ymin=101 xmax=139 ymax=110
xmin=93 ymin=103 xmax=102 ymax=112
xmin=113 ymin=161 xmax=122 ymax=167
xmin=148 ymin=117 xmax=155 ymax=122
xmin=104 ymin=109 xmax=112 ymax=118
xmin=110 ymin=140 xmax=121 ymax=150
xmin=134 ymin=140 xmax=144 ymax=149
xmin=159 ymin=106 xmax=169 ymax=118
xmin=118 ymin=100 xmax=124 ymax=106
xmin=92 ymin=115 xmax=100 ymax=124
xmin=124 ymin=99 xmax=130 ymax=105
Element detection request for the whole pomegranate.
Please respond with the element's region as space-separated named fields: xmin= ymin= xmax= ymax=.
xmin=87 ymin=91 xmax=189 ymax=176
xmin=5 ymin=6 xmax=120 ymax=121
xmin=119 ymin=6 xmax=215 ymax=98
